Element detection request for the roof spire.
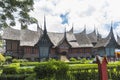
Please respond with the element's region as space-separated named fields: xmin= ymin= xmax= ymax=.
xmin=109 ymin=21 xmax=114 ymax=37
xmin=94 ymin=24 xmax=96 ymax=33
xmin=37 ymin=22 xmax=39 ymax=28
xmin=107 ymin=21 xmax=115 ymax=39
xmin=110 ymin=21 xmax=113 ymax=32
xmin=36 ymin=22 xmax=43 ymax=33
xmin=43 ymin=15 xmax=47 ymax=34
xmin=117 ymin=33 xmax=119 ymax=40
xmin=97 ymin=29 xmax=101 ymax=41
xmin=69 ymin=23 xmax=74 ymax=33
xmin=83 ymin=24 xmax=86 ymax=34
xmin=64 ymin=27 xmax=67 ymax=39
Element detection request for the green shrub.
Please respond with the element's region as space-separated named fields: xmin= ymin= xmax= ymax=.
xmin=12 ymin=59 xmax=28 ymax=63
xmin=5 ymin=56 xmax=12 ymax=63
xmin=18 ymin=67 xmax=34 ymax=74
xmin=0 ymin=54 xmax=5 ymax=65
xmin=34 ymin=62 xmax=57 ymax=79
xmin=25 ymin=73 xmax=36 ymax=80
xmin=9 ymin=63 xmax=20 ymax=67
xmin=70 ymin=57 xmax=77 ymax=61
xmin=79 ymin=58 xmax=87 ymax=64
xmin=20 ymin=62 xmax=42 ymax=66
xmin=2 ymin=66 xmax=18 ymax=74
xmin=34 ymin=61 xmax=69 ymax=79
xmin=53 ymin=61 xmax=69 ymax=74
xmin=0 ymin=74 xmax=25 ymax=80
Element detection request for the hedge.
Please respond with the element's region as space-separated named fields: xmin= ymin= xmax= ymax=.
xmin=0 ymin=74 xmax=26 ymax=80
xmin=34 ymin=61 xmax=69 ymax=79
xmin=1 ymin=61 xmax=120 ymax=80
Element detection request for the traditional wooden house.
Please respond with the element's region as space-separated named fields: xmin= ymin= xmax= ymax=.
xmin=95 ymin=26 xmax=119 ymax=58
xmin=2 ymin=18 xmax=120 ymax=61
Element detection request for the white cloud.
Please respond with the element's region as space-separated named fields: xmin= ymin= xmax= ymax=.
xmin=19 ymin=0 xmax=120 ymax=37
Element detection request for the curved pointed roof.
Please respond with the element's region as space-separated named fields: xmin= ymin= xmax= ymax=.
xmin=68 ymin=27 xmax=73 ymax=33
xmin=48 ymin=32 xmax=64 ymax=47
xmin=95 ymin=26 xmax=119 ymax=48
xmin=2 ymin=27 xmax=20 ymax=40
xmin=68 ymin=24 xmax=74 ymax=33
xmin=56 ymin=31 xmax=71 ymax=47
xmin=67 ymin=31 xmax=80 ymax=48
xmin=48 ymin=31 xmax=80 ymax=48
xmin=87 ymin=29 xmax=97 ymax=43
xmin=75 ymin=29 xmax=93 ymax=47
xmin=20 ymin=28 xmax=42 ymax=46
xmin=117 ymin=35 xmax=120 ymax=45
xmin=82 ymin=25 xmax=86 ymax=34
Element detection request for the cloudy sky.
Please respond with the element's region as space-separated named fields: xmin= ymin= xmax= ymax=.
xmin=14 ymin=0 xmax=120 ymax=37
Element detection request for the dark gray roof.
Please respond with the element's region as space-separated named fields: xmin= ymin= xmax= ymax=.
xmin=95 ymin=37 xmax=109 ymax=48
xmin=48 ymin=31 xmax=80 ymax=48
xmin=56 ymin=32 xmax=71 ymax=47
xmin=48 ymin=32 xmax=64 ymax=47
xmin=75 ymin=30 xmax=93 ymax=47
xmin=95 ymin=27 xmax=119 ymax=48
xmin=3 ymin=26 xmax=119 ymax=48
xmin=2 ymin=27 xmax=43 ymax=46
xmin=2 ymin=27 xmax=20 ymax=40
xmin=66 ymin=32 xmax=80 ymax=48
xmin=87 ymin=30 xmax=97 ymax=43
xmin=20 ymin=29 xmax=42 ymax=46
xmin=117 ymin=35 xmax=120 ymax=46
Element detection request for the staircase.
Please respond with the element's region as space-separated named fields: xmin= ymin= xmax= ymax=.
xmin=60 ymin=55 xmax=69 ymax=62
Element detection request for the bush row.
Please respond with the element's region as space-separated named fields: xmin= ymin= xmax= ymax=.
xmin=2 ymin=63 xmax=34 ymax=75
xmin=1 ymin=61 xmax=120 ymax=80
xmin=34 ymin=60 xmax=69 ymax=79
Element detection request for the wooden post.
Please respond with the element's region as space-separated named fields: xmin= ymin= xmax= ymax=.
xmin=96 ymin=56 xmax=108 ymax=80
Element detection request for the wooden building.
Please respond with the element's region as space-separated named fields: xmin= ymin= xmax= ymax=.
xmin=2 ymin=18 xmax=120 ymax=61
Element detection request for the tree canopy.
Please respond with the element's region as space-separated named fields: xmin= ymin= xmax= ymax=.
xmin=0 ymin=0 xmax=37 ymax=29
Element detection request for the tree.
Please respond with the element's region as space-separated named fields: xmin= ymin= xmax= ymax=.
xmin=0 ymin=0 xmax=37 ymax=29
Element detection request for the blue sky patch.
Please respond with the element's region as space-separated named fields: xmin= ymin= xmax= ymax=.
xmin=113 ymin=21 xmax=120 ymax=29
xmin=104 ymin=21 xmax=120 ymax=31
xmin=60 ymin=12 xmax=69 ymax=24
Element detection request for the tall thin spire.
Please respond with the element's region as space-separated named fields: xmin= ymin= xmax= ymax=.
xmin=69 ymin=23 xmax=74 ymax=33
xmin=117 ymin=34 xmax=120 ymax=41
xmin=107 ymin=21 xmax=115 ymax=40
xmin=93 ymin=24 xmax=96 ymax=33
xmin=37 ymin=22 xmax=43 ymax=33
xmin=43 ymin=15 xmax=47 ymax=34
xmin=64 ymin=27 xmax=67 ymax=39
xmin=83 ymin=24 xmax=86 ymax=34
xmin=97 ymin=29 xmax=101 ymax=41
xmin=109 ymin=21 xmax=114 ymax=37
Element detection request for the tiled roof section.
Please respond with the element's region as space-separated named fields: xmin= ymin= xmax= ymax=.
xmin=117 ymin=35 xmax=120 ymax=45
xmin=95 ymin=26 xmax=119 ymax=48
xmin=20 ymin=28 xmax=42 ymax=46
xmin=48 ymin=31 xmax=80 ymax=48
xmin=48 ymin=32 xmax=64 ymax=47
xmin=87 ymin=30 xmax=97 ymax=43
xmin=95 ymin=37 xmax=109 ymax=48
xmin=56 ymin=31 xmax=71 ymax=47
xmin=68 ymin=26 xmax=73 ymax=33
xmin=75 ymin=30 xmax=93 ymax=47
xmin=66 ymin=32 xmax=80 ymax=48
xmin=2 ymin=27 xmax=20 ymax=40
